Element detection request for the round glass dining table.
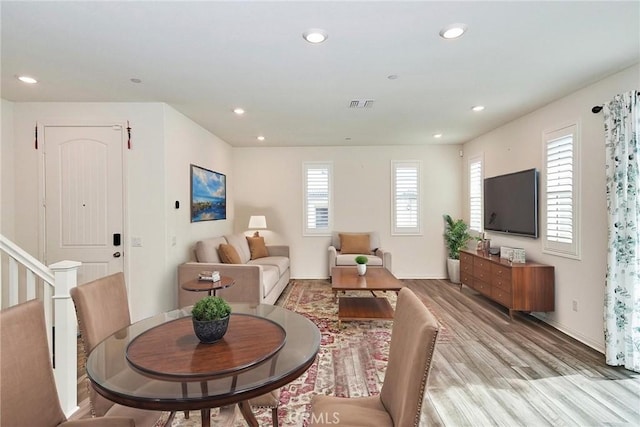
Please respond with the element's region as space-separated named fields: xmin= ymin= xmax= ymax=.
xmin=86 ymin=303 xmax=321 ymax=427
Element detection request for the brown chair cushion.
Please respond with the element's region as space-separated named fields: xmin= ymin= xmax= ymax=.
xmin=218 ymin=243 xmax=242 ymax=264
xmin=247 ymin=235 xmax=269 ymax=260
xmin=310 ymin=395 xmax=392 ymax=427
xmin=339 ymin=233 xmax=371 ymax=254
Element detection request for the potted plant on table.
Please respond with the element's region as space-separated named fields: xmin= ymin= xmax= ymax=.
xmin=443 ymin=214 xmax=472 ymax=284
xmin=355 ymin=255 xmax=368 ymax=276
xmin=191 ymin=295 xmax=232 ymax=343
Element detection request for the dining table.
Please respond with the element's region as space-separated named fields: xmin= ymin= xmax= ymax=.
xmin=85 ymin=303 xmax=321 ymax=427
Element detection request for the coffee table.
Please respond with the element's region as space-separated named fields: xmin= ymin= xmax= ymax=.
xmin=330 ymin=267 xmax=404 ymax=327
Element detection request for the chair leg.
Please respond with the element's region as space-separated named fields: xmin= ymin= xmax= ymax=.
xmin=272 ymin=407 xmax=278 ymax=426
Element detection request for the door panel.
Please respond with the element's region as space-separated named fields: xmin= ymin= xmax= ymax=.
xmin=44 ymin=126 xmax=123 ymax=285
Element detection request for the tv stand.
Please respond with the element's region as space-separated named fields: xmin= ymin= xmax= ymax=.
xmin=459 ymin=249 xmax=555 ymax=318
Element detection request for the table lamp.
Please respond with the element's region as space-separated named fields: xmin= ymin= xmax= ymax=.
xmin=248 ymin=215 xmax=267 ymax=236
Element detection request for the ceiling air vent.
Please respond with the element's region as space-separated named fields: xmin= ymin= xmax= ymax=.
xmin=349 ymin=99 xmax=375 ymax=108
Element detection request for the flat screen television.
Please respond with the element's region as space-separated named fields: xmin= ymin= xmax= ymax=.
xmin=483 ymin=168 xmax=538 ymax=238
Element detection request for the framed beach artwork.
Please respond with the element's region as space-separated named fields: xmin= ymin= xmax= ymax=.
xmin=190 ymin=164 xmax=226 ymax=222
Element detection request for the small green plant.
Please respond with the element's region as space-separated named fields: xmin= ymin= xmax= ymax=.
xmin=443 ymin=214 xmax=472 ymax=260
xmin=191 ymin=296 xmax=231 ymax=321
xmin=355 ymin=255 xmax=368 ymax=264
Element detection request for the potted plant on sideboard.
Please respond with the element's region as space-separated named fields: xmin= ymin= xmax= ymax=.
xmin=443 ymin=214 xmax=472 ymax=284
xmin=355 ymin=255 xmax=368 ymax=276
xmin=191 ymin=295 xmax=232 ymax=343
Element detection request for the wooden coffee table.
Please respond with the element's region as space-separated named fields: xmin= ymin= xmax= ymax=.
xmin=331 ymin=267 xmax=403 ymax=327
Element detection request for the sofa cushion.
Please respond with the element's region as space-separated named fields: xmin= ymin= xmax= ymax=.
xmin=225 ymin=233 xmax=251 ymax=264
xmin=339 ymin=233 xmax=371 ymax=254
xmin=218 ymin=243 xmax=242 ymax=264
xmin=260 ymin=265 xmax=280 ymax=297
xmin=248 ymin=256 xmax=290 ymax=277
xmin=195 ymin=237 xmax=228 ymax=263
xmin=246 ymin=235 xmax=269 ymax=260
xmin=332 ymin=231 xmax=380 ymax=252
xmin=336 ymin=254 xmax=383 ymax=266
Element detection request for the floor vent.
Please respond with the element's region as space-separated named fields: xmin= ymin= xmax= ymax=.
xmin=349 ymin=99 xmax=375 ymax=108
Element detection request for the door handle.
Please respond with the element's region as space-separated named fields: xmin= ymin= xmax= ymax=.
xmin=113 ymin=252 xmax=121 ymax=258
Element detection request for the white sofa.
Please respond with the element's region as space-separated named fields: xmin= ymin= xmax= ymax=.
xmin=328 ymin=231 xmax=392 ymax=278
xmin=178 ymin=233 xmax=290 ymax=308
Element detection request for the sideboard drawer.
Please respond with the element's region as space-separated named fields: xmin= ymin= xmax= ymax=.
xmin=461 ymin=272 xmax=474 ymax=287
xmin=492 ymin=287 xmax=512 ymax=306
xmin=474 ymin=279 xmax=491 ymax=297
xmin=474 ymin=265 xmax=491 ymax=282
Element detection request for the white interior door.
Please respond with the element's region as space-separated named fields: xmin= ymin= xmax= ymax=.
xmin=44 ymin=125 xmax=124 ymax=285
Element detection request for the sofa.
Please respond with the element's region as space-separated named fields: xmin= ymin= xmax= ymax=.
xmin=328 ymin=231 xmax=392 ymax=278
xmin=178 ymin=233 xmax=290 ymax=308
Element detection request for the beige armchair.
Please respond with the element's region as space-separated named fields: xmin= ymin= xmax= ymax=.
xmin=328 ymin=231 xmax=392 ymax=278
xmin=310 ymin=288 xmax=440 ymax=426
xmin=0 ymin=299 xmax=135 ymax=427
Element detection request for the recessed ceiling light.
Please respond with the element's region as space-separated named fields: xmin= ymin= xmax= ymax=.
xmin=303 ymin=29 xmax=328 ymax=44
xmin=233 ymin=108 xmax=245 ymax=115
xmin=433 ymin=133 xmax=443 ymax=138
xmin=257 ymin=136 xmax=265 ymax=141
xmin=17 ymin=75 xmax=37 ymax=84
xmin=439 ymin=24 xmax=467 ymax=39
xmin=471 ymin=105 xmax=485 ymax=112
xmin=130 ymin=78 xmax=142 ymax=84
xmin=387 ymin=74 xmax=399 ymax=80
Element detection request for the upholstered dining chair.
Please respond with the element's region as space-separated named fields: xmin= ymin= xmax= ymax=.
xmin=0 ymin=299 xmax=135 ymax=427
xmin=310 ymin=288 xmax=440 ymax=427
xmin=70 ymin=272 xmax=167 ymax=426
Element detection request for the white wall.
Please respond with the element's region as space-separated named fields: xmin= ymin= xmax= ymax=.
xmin=5 ymin=102 xmax=233 ymax=321
xmin=462 ymin=63 xmax=640 ymax=351
xmin=232 ymin=145 xmax=462 ymax=279
xmin=1 ymin=99 xmax=15 ymax=239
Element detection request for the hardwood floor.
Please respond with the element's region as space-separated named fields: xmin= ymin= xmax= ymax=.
xmin=74 ymin=279 xmax=639 ymax=425
xmin=406 ymin=279 xmax=639 ymax=426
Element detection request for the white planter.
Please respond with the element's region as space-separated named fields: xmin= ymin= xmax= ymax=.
xmin=447 ymin=258 xmax=460 ymax=284
xmin=357 ymin=263 xmax=367 ymax=276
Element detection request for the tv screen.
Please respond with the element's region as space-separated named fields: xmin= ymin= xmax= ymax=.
xmin=483 ymin=168 xmax=538 ymax=238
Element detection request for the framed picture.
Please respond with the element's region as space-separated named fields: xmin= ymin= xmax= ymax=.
xmin=190 ymin=164 xmax=226 ymax=222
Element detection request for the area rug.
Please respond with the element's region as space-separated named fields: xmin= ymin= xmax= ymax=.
xmin=161 ymin=280 xmax=417 ymax=426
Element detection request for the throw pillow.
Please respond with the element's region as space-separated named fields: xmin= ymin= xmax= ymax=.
xmin=339 ymin=233 xmax=371 ymax=254
xmin=218 ymin=243 xmax=242 ymax=264
xmin=246 ymin=235 xmax=269 ymax=260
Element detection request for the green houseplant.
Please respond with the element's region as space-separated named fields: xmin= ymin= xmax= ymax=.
xmin=443 ymin=214 xmax=472 ymax=284
xmin=355 ymin=255 xmax=368 ymax=276
xmin=191 ymin=296 xmax=232 ymax=343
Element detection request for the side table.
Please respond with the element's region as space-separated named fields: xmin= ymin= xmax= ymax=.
xmin=181 ymin=276 xmax=235 ymax=297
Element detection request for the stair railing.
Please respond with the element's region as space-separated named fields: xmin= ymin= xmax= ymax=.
xmin=0 ymin=234 xmax=80 ymax=417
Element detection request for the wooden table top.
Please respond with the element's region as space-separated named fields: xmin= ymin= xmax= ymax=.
xmin=331 ymin=267 xmax=403 ymax=291
xmin=126 ymin=313 xmax=286 ymax=381
xmin=181 ymin=276 xmax=235 ymax=293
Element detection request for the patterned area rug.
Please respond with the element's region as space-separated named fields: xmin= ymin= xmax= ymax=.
xmin=161 ymin=279 xmax=423 ymax=426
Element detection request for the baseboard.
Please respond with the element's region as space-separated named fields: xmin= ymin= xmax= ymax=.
xmin=531 ymin=312 xmax=604 ymax=354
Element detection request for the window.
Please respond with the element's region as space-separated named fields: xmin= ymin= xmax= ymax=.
xmin=469 ymin=155 xmax=483 ymax=232
xmin=392 ymin=161 xmax=421 ymax=235
xmin=303 ymin=162 xmax=332 ymax=235
xmin=543 ymin=123 xmax=580 ymax=258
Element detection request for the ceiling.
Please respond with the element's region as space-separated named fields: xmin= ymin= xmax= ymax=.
xmin=2 ymin=1 xmax=639 ymax=148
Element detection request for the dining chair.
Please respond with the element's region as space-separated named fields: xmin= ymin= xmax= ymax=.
xmin=0 ymin=299 xmax=135 ymax=427
xmin=310 ymin=287 xmax=440 ymax=427
xmin=70 ymin=272 xmax=168 ymax=426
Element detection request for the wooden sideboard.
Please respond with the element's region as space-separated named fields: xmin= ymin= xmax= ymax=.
xmin=459 ymin=249 xmax=555 ymax=318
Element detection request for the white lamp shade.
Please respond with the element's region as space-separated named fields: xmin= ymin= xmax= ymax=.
xmin=248 ymin=215 xmax=267 ymax=229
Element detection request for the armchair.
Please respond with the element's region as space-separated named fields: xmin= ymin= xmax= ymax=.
xmin=328 ymin=231 xmax=392 ymax=279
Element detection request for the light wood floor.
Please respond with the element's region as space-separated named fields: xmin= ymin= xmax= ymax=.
xmin=74 ymin=279 xmax=639 ymax=425
xmin=407 ymin=279 xmax=640 ymax=426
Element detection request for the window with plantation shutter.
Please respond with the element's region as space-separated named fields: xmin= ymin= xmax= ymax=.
xmin=303 ymin=162 xmax=332 ymax=236
xmin=469 ymin=155 xmax=483 ymax=232
xmin=543 ymin=124 xmax=580 ymax=258
xmin=392 ymin=161 xmax=421 ymax=235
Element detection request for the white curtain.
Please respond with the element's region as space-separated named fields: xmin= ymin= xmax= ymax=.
xmin=603 ymin=90 xmax=640 ymax=372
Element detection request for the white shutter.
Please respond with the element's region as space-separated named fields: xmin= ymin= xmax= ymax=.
xmin=392 ymin=161 xmax=421 ymax=235
xmin=303 ymin=162 xmax=332 ymax=235
xmin=543 ymin=124 xmax=580 ymax=258
xmin=469 ymin=156 xmax=483 ymax=232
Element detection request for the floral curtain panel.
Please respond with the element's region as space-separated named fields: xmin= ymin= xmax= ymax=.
xmin=603 ymin=90 xmax=640 ymax=372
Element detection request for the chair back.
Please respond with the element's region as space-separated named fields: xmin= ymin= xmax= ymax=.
xmin=70 ymin=272 xmax=131 ymax=416
xmin=0 ymin=300 xmax=67 ymax=426
xmin=380 ymin=288 xmax=440 ymax=427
